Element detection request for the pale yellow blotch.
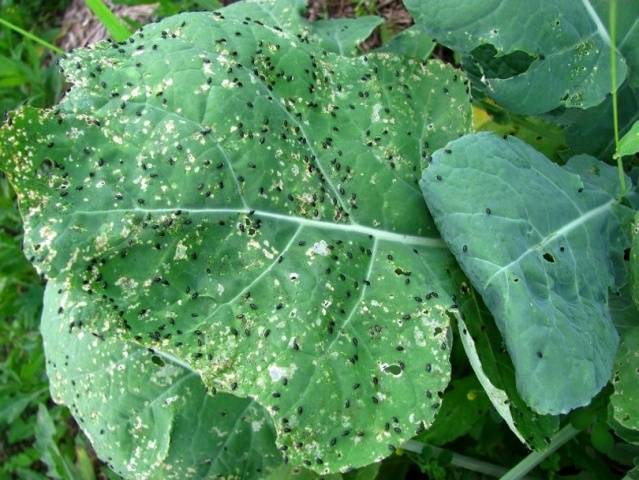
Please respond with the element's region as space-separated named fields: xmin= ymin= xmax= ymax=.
xmin=174 ymin=241 xmax=188 ymax=260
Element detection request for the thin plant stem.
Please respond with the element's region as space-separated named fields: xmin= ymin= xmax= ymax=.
xmin=609 ymin=0 xmax=627 ymax=196
xmin=0 ymin=17 xmax=63 ymax=55
xmin=402 ymin=439 xmax=518 ymax=478
xmin=500 ymin=424 xmax=579 ymax=480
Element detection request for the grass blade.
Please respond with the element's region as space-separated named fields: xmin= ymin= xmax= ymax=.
xmin=500 ymin=424 xmax=579 ymax=480
xmin=0 ymin=18 xmax=63 ymax=55
xmin=84 ymin=0 xmax=132 ymax=42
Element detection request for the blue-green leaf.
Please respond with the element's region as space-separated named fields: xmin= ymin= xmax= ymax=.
xmin=404 ymin=0 xmax=627 ymax=115
xmin=421 ymin=133 xmax=628 ymax=414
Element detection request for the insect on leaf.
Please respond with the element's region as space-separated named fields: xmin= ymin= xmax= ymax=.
xmin=421 ymin=133 xmax=629 ymax=415
xmin=0 ymin=1 xmax=472 ymax=474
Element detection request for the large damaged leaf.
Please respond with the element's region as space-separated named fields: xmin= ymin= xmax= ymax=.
xmin=0 ymin=3 xmax=472 ymax=475
xmin=41 ymin=281 xmax=282 ymax=479
xmin=404 ymin=0 xmax=627 ymax=115
xmin=421 ymin=133 xmax=628 ymax=415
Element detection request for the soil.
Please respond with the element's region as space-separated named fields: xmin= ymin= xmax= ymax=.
xmin=57 ymin=0 xmax=411 ymax=51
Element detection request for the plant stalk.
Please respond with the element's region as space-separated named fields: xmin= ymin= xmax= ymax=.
xmin=499 ymin=424 xmax=579 ymax=480
xmin=609 ymin=0 xmax=627 ymax=196
xmin=0 ymin=18 xmax=63 ymax=55
xmin=402 ymin=439 xmax=515 ymax=478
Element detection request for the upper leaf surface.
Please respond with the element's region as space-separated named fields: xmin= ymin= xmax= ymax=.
xmin=0 ymin=4 xmax=471 ymax=474
xmin=421 ymin=133 xmax=622 ymax=414
xmin=41 ymin=281 xmax=281 ymax=479
xmin=404 ymin=0 xmax=627 ymax=114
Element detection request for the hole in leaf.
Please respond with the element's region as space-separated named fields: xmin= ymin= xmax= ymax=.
xmin=39 ymin=158 xmax=54 ymax=174
xmin=383 ymin=364 xmax=402 ymax=376
xmin=151 ymin=355 xmax=165 ymax=367
xmin=624 ymin=248 xmax=630 ymax=261
xmin=469 ymin=44 xmax=536 ymax=79
xmin=542 ymin=252 xmax=555 ymax=263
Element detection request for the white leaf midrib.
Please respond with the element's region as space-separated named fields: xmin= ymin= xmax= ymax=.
xmin=580 ymin=0 xmax=612 ymax=47
xmin=72 ymin=206 xmax=446 ymax=248
xmin=482 ymin=198 xmax=615 ymax=288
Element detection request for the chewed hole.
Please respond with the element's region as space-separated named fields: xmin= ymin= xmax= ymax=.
xmin=469 ymin=44 xmax=536 ymax=79
xmin=624 ymin=248 xmax=630 ymax=261
xmin=382 ymin=364 xmax=402 ymax=376
xmin=542 ymin=252 xmax=555 ymax=263
xmin=151 ymin=355 xmax=165 ymax=367
xmin=39 ymin=158 xmax=54 ymax=173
